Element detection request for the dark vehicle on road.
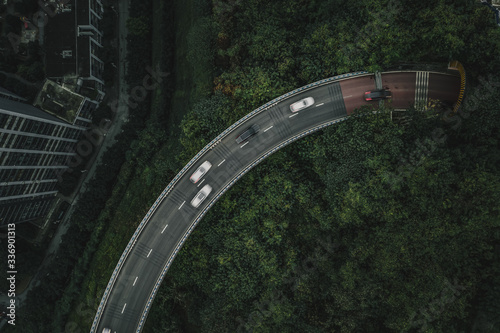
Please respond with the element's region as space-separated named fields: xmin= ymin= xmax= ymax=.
xmin=236 ymin=124 xmax=260 ymax=144
xmin=364 ymin=89 xmax=392 ymax=101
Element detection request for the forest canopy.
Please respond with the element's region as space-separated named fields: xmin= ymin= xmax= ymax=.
xmin=146 ymin=0 xmax=500 ymax=332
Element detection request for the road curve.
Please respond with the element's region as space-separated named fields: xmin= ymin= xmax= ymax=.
xmin=91 ymin=70 xmax=460 ymax=333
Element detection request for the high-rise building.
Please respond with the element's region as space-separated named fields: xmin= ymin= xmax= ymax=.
xmin=0 ymin=86 xmax=91 ymax=227
xmin=44 ymin=0 xmax=106 ymax=101
xmin=0 ymin=0 xmax=107 ymax=227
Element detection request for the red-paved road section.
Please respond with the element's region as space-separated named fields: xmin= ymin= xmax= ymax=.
xmin=339 ymin=74 xmax=376 ymax=115
xmin=340 ymin=72 xmax=461 ymax=110
xmin=428 ymin=73 xmax=461 ymax=106
xmin=381 ymin=72 xmax=418 ymax=109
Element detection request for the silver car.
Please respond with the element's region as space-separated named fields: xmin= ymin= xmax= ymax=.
xmin=290 ymin=97 xmax=315 ymax=112
xmin=191 ymin=184 xmax=212 ymax=208
xmin=190 ymin=161 xmax=212 ymax=183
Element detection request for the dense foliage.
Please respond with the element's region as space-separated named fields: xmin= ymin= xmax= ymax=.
xmin=0 ymin=0 xmax=45 ymax=84
xmin=147 ymin=104 xmax=500 ymax=332
xmin=144 ymin=0 xmax=500 ymax=332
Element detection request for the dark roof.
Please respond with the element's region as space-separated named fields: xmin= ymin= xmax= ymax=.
xmin=44 ymin=0 xmax=102 ymax=79
xmin=44 ymin=2 xmax=77 ymax=78
xmin=76 ymin=0 xmax=90 ymax=25
xmin=0 ymin=96 xmax=66 ymax=124
xmin=77 ymin=35 xmax=90 ymax=78
xmin=76 ymin=0 xmax=92 ymax=77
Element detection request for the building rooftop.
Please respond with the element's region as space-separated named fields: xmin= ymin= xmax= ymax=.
xmin=44 ymin=2 xmax=77 ymax=78
xmin=44 ymin=0 xmax=103 ymax=80
xmin=0 ymin=94 xmax=65 ymax=124
xmin=33 ymin=79 xmax=85 ymax=124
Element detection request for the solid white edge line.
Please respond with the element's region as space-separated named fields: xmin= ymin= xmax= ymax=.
xmin=218 ymin=159 xmax=225 ymax=166
xmin=264 ymin=125 xmax=273 ymax=132
xmin=197 ymin=179 xmax=205 ymax=187
xmin=147 ymin=249 xmax=152 ymax=257
xmin=121 ymin=303 xmax=127 ymax=314
xmin=289 ymin=113 xmax=298 ymax=118
xmin=161 ymin=224 xmax=168 ymax=234
xmin=178 ymin=201 xmax=185 ymax=210
xmin=133 ymin=277 xmax=138 ymax=286
xmin=240 ymin=142 xmax=249 ymax=148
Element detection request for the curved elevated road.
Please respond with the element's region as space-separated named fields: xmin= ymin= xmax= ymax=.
xmin=92 ymin=70 xmax=460 ymax=333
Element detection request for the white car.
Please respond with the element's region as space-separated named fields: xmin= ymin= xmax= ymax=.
xmin=190 ymin=161 xmax=212 ymax=183
xmin=191 ymin=184 xmax=212 ymax=208
xmin=290 ymin=97 xmax=315 ymax=112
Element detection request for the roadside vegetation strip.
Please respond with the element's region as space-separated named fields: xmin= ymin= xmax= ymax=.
xmin=91 ymin=71 xmax=368 ymax=331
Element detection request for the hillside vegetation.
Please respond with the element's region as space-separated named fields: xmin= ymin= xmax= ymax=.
xmin=146 ymin=0 xmax=500 ymax=332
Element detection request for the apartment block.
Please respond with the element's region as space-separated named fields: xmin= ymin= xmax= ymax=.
xmin=0 ymin=0 xmax=107 ymax=227
xmin=44 ymin=0 xmax=105 ymax=102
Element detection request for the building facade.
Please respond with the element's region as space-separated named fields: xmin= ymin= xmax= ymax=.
xmin=0 ymin=90 xmax=86 ymax=227
xmin=0 ymin=0 xmax=106 ymax=227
